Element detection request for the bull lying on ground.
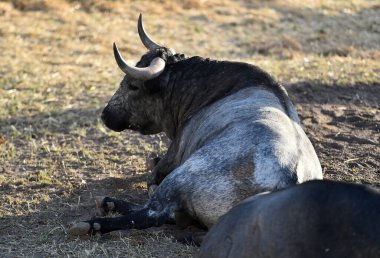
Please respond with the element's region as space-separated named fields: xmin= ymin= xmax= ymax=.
xmin=69 ymin=14 xmax=322 ymax=236
xmin=200 ymin=180 xmax=380 ymax=258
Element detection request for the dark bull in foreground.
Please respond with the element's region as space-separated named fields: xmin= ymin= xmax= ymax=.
xmin=69 ymin=14 xmax=322 ymax=235
xmin=200 ymin=180 xmax=380 ymax=258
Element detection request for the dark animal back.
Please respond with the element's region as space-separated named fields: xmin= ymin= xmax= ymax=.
xmin=200 ymin=180 xmax=380 ymax=258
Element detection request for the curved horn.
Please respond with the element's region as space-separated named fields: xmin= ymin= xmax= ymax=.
xmin=138 ymin=13 xmax=162 ymax=50
xmin=113 ymin=43 xmax=165 ymax=81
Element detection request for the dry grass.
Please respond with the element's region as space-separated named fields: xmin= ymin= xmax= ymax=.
xmin=0 ymin=0 xmax=379 ymax=257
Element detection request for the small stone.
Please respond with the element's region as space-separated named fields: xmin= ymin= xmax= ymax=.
xmin=68 ymin=222 xmax=90 ymax=236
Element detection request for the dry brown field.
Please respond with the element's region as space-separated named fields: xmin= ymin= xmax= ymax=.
xmin=0 ymin=0 xmax=379 ymax=257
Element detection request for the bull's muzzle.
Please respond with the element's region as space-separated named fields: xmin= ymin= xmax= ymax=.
xmin=101 ymin=107 xmax=128 ymax=132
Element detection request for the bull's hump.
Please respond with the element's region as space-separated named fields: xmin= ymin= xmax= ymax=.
xmin=195 ymin=87 xmax=288 ymax=130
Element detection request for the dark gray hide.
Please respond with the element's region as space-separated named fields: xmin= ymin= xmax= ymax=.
xmin=69 ymin=15 xmax=322 ymax=235
xmin=200 ymin=180 xmax=380 ymax=258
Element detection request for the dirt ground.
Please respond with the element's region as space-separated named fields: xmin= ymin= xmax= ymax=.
xmin=0 ymin=0 xmax=379 ymax=257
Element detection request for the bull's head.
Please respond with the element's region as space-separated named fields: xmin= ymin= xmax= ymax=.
xmin=101 ymin=14 xmax=176 ymax=135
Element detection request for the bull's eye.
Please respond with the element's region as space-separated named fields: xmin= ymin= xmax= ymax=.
xmin=128 ymin=84 xmax=139 ymax=91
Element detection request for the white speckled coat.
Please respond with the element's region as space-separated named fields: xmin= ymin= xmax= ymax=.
xmin=150 ymin=86 xmax=322 ymax=227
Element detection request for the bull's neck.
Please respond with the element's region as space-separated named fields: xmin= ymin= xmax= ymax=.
xmin=155 ymin=57 xmax=280 ymax=140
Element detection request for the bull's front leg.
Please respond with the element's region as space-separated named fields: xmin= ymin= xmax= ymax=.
xmin=69 ymin=206 xmax=175 ymax=236
xmin=146 ymin=156 xmax=169 ymax=186
xmin=146 ymin=154 xmax=177 ymax=197
xmin=145 ymin=155 xmax=162 ymax=171
xmin=146 ymin=136 xmax=186 ymax=197
xmin=145 ymin=154 xmax=162 ymax=187
xmin=146 ymin=142 xmax=182 ymax=194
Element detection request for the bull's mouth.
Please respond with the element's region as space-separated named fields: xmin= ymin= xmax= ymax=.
xmin=102 ymin=117 xmax=147 ymax=134
xmin=103 ymin=120 xmax=149 ymax=134
xmin=103 ymin=120 xmax=128 ymax=132
xmin=101 ymin=109 xmax=159 ymax=134
xmin=132 ymin=122 xmax=161 ymax=135
xmin=131 ymin=124 xmax=155 ymax=135
xmin=127 ymin=124 xmax=142 ymax=132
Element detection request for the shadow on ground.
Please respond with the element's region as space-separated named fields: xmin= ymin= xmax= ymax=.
xmin=0 ymin=172 xmax=199 ymax=256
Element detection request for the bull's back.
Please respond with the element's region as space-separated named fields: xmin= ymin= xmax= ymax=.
xmin=163 ymin=87 xmax=321 ymax=226
xmin=180 ymin=87 xmax=321 ymax=183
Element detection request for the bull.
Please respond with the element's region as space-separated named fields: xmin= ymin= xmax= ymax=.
xmin=200 ymin=180 xmax=380 ymax=258
xmin=69 ymin=14 xmax=322 ymax=236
